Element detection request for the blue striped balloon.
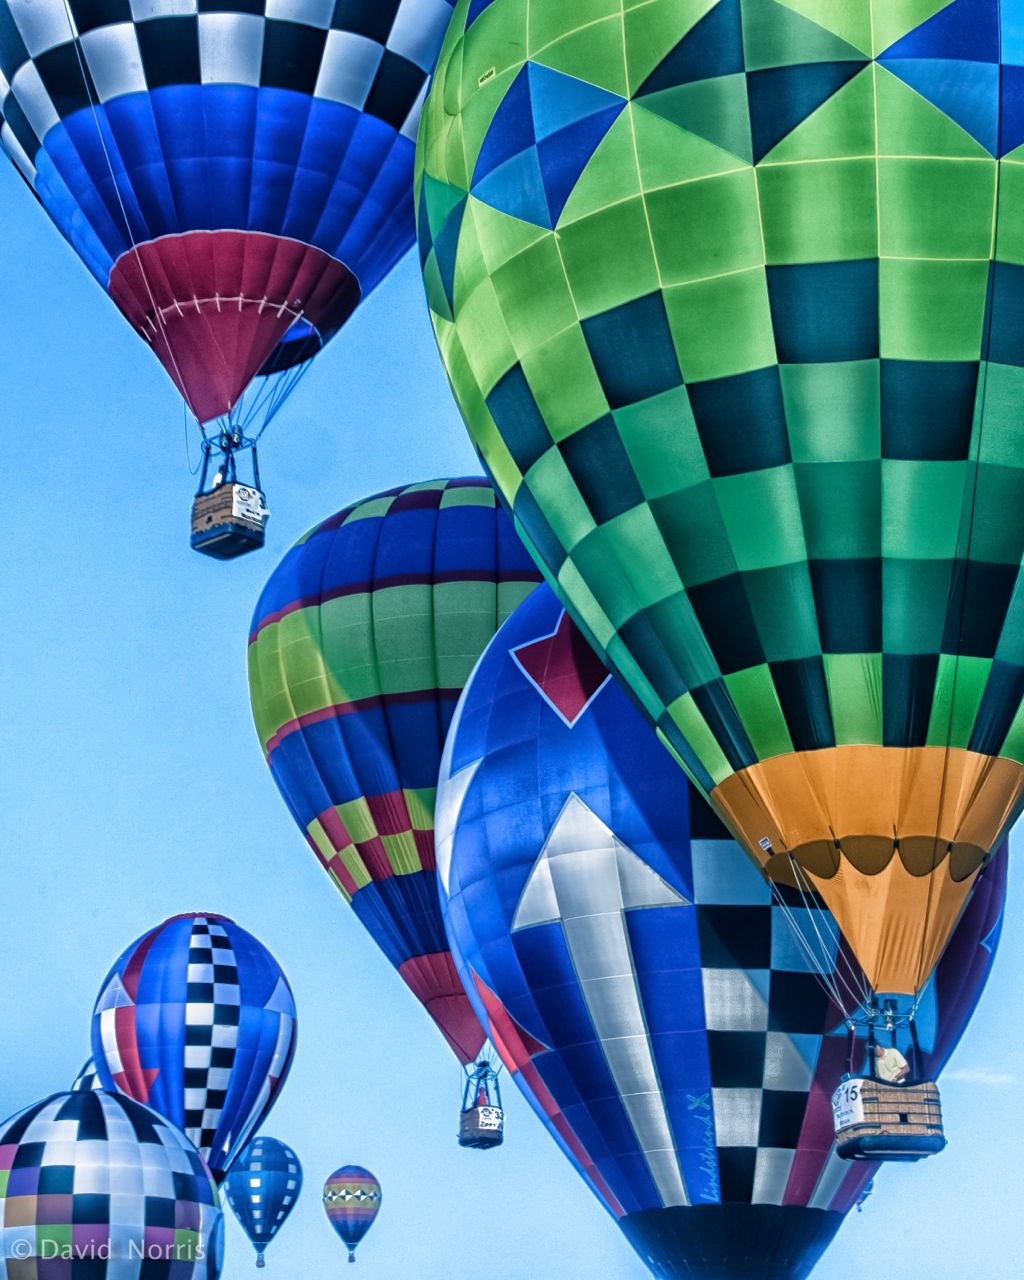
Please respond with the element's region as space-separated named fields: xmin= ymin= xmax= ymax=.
xmin=225 ymin=1136 xmax=303 ymax=1268
xmin=0 ymin=0 xmax=456 ymax=426
xmin=90 ymin=913 xmax=297 ymax=1183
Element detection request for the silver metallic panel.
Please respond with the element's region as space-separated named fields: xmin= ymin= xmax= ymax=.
xmin=751 ymin=1147 xmax=796 ymax=1205
xmin=701 ymin=968 xmax=769 ymax=1032
xmin=577 ymin=973 xmax=647 ymax=1039
xmin=81 ymin=24 xmax=146 ymax=103
xmin=620 ymin=1092 xmax=688 ymax=1207
xmin=10 ymin=60 xmax=59 ymax=142
xmin=808 ymin=1150 xmax=848 ymax=1210
xmin=266 ymin=0 xmax=335 ymax=28
xmin=563 ymin=912 xmax=633 ymax=980
xmin=512 ymin=793 xmax=690 ymax=1209
xmin=130 ymin=0 xmax=199 ymax=18
xmin=198 ymin=13 xmax=265 ymax=88
xmin=691 ymin=839 xmax=771 ymax=906
xmin=8 ymin=0 xmax=75 ymax=59
xmin=601 ymin=1034 xmax=661 ymax=1097
xmin=387 ymin=0 xmax=453 ymax=69
xmin=400 ymin=79 xmax=428 ymax=140
xmin=711 ymin=1087 xmax=762 ymax=1147
xmin=435 ymin=757 xmax=481 ymax=896
xmin=1 ymin=122 xmax=37 ymax=183
xmin=314 ymin=29 xmax=384 ymax=110
xmin=762 ymin=1031 xmax=817 ymax=1092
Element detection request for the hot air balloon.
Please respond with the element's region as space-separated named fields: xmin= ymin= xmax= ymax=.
xmin=248 ymin=476 xmax=541 ymax=1125
xmin=417 ymin=0 xmax=1024 ymax=1034
xmin=224 ymin=1136 xmax=303 ymax=1269
xmin=71 ymin=1058 xmax=101 ymax=1092
xmin=0 ymin=1089 xmax=224 ymax=1277
xmin=435 ymin=584 xmax=1008 ymax=1277
xmin=0 ymin=0 xmax=456 ymax=556
xmin=323 ymin=1166 xmax=381 ymax=1264
xmin=90 ymin=912 xmax=297 ymax=1183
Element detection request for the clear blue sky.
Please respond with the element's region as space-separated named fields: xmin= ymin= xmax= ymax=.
xmin=0 ymin=158 xmax=1021 ymax=1279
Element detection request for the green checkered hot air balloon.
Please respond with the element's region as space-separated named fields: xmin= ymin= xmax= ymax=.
xmin=417 ymin=0 xmax=1024 ymax=1005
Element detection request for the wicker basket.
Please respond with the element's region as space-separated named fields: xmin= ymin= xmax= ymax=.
xmin=833 ymin=1076 xmax=945 ymax=1161
xmin=458 ymin=1104 xmax=504 ymax=1149
xmin=190 ymin=484 xmax=267 ymax=559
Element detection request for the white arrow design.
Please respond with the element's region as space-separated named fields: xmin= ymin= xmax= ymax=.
xmin=513 ymin=794 xmax=691 ymax=1207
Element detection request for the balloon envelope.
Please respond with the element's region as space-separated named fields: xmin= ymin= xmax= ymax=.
xmin=437 ymin=584 xmax=1008 ymax=1279
xmin=248 ymin=477 xmax=542 ymax=1065
xmin=323 ymin=1165 xmax=381 ymax=1260
xmin=91 ymin=913 xmax=297 ymax=1183
xmin=224 ymin=1136 xmax=302 ymax=1265
xmin=70 ymin=1058 xmax=101 ymax=1092
xmin=0 ymin=0 xmax=455 ymax=422
xmin=0 ymin=1090 xmax=223 ymax=1277
xmin=418 ymin=0 xmax=1024 ymax=1000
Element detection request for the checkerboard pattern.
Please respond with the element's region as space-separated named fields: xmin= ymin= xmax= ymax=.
xmin=691 ymin=838 xmax=847 ymax=1207
xmin=0 ymin=1090 xmax=222 ymax=1277
xmin=92 ymin=913 xmax=297 ymax=1184
xmin=437 ymin=581 xmax=1008 ymax=1264
xmin=70 ymin=1061 xmax=101 ymax=1093
xmin=182 ymin=919 xmax=241 ymax=1159
xmin=0 ymin=0 xmax=455 ymax=180
xmin=418 ymin=0 xmax=1024 ymax=794
xmin=224 ymin=1137 xmax=301 ymax=1258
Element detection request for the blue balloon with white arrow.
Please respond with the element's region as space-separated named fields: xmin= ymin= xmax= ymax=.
xmin=436 ymin=584 xmax=1008 ymax=1280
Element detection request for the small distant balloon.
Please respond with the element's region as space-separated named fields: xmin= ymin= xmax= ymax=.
xmin=323 ymin=1166 xmax=382 ymax=1264
xmin=224 ymin=1136 xmax=303 ymax=1269
xmin=90 ymin=912 xmax=297 ymax=1183
xmin=0 ymin=1090 xmax=223 ymax=1276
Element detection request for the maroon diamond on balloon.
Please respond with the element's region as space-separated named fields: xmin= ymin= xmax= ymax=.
xmin=511 ymin=611 xmax=611 ymax=726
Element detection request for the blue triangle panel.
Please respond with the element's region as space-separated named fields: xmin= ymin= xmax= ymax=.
xmin=416 ymin=183 xmax=432 ymax=268
xmin=1000 ymin=64 xmax=1024 ymax=154
xmin=473 ymin=67 xmax=536 ymax=185
xmin=434 ymin=197 xmax=468 ymax=314
xmin=473 ymin=148 xmax=553 ymax=229
xmin=466 ymin=0 xmax=498 ymax=29
xmin=637 ymin=0 xmax=744 ymax=95
xmin=527 ymin=61 xmax=626 ymax=141
xmin=883 ymin=58 xmax=999 ymax=154
xmin=747 ymin=61 xmax=863 ymax=162
xmin=880 ymin=0 xmax=999 ymax=63
xmin=537 ymin=103 xmax=626 ymax=225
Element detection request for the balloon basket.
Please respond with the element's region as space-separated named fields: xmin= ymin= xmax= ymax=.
xmin=833 ymin=1076 xmax=946 ymax=1162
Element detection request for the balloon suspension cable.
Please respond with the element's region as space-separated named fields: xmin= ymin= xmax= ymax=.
xmin=764 ymin=858 xmax=870 ymax=1025
xmin=787 ymin=852 xmax=874 ymax=1016
xmin=195 ymin=427 xmax=262 ymax=498
xmin=461 ymin=1058 xmax=503 ymax=1111
xmin=908 ymin=142 xmax=1005 ymax=1015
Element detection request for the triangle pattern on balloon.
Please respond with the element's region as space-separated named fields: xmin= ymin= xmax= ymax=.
xmin=634 ymin=0 xmax=867 ymax=163
xmin=417 ymin=177 xmax=468 ymax=321
xmin=878 ymin=0 xmax=1004 ymax=153
xmin=466 ymin=0 xmax=498 ymax=28
xmin=471 ymin=62 xmax=626 ymax=229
